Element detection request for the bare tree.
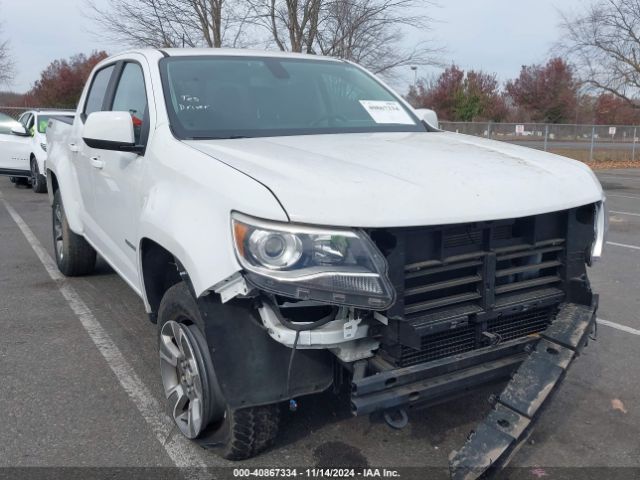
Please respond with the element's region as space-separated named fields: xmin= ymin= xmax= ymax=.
xmin=87 ymin=0 xmax=440 ymax=78
xmin=246 ymin=0 xmax=323 ymax=52
xmin=248 ymin=0 xmax=441 ymax=76
xmin=0 ymin=39 xmax=13 ymax=85
xmin=85 ymin=0 xmax=251 ymax=48
xmin=0 ymin=22 xmax=14 ymax=86
xmin=317 ymin=0 xmax=440 ymax=76
xmin=560 ymin=0 xmax=640 ymax=107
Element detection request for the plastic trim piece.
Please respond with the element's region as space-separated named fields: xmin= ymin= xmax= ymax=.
xmin=258 ymin=302 xmax=371 ymax=349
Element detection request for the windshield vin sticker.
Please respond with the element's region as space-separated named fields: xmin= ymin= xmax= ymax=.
xmin=359 ymin=100 xmax=415 ymax=125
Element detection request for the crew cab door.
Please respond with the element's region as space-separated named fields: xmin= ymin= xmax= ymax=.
xmin=72 ymin=63 xmax=117 ymax=229
xmin=84 ymin=59 xmax=151 ymax=288
xmin=0 ymin=112 xmax=31 ymax=176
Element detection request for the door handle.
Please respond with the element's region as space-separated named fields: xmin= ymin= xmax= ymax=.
xmin=90 ymin=157 xmax=104 ymax=169
xmin=68 ymin=143 xmax=79 ymax=153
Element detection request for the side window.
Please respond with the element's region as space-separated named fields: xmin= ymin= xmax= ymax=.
xmin=84 ymin=65 xmax=116 ymax=118
xmin=20 ymin=113 xmax=32 ymax=128
xmin=26 ymin=114 xmax=35 ymax=131
xmin=112 ymin=63 xmax=148 ymax=144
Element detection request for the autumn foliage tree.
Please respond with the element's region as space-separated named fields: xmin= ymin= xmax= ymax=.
xmin=25 ymin=51 xmax=108 ymax=108
xmin=505 ymin=58 xmax=578 ymax=123
xmin=593 ymin=93 xmax=640 ymax=125
xmin=408 ymin=65 xmax=507 ymax=121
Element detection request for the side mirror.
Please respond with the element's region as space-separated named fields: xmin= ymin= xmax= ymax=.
xmin=11 ymin=124 xmax=29 ymax=136
xmin=415 ymin=108 xmax=439 ymax=130
xmin=82 ymin=111 xmax=142 ymax=153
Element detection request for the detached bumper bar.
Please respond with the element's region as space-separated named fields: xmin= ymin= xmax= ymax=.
xmin=448 ymin=298 xmax=598 ymax=480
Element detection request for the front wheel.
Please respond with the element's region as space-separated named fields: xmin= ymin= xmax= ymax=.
xmin=157 ymin=283 xmax=280 ymax=459
xmin=30 ymin=158 xmax=47 ymax=193
xmin=52 ymin=189 xmax=96 ymax=276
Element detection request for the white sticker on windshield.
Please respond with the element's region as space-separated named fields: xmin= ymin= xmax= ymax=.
xmin=359 ymin=100 xmax=415 ymax=125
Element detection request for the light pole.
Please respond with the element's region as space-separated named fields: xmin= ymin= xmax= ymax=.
xmin=410 ymin=66 xmax=418 ymax=89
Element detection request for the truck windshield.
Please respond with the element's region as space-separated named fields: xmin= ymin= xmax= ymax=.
xmin=159 ymin=56 xmax=426 ymax=139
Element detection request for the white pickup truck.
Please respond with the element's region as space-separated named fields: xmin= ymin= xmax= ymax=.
xmin=46 ymin=49 xmax=606 ymax=473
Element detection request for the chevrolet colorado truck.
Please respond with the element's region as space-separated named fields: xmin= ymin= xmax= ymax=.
xmin=46 ymin=49 xmax=606 ymax=475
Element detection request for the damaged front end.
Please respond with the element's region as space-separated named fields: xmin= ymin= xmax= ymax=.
xmin=213 ymin=202 xmax=604 ymax=475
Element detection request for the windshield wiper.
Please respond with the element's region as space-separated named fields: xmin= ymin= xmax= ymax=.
xmin=188 ymin=135 xmax=252 ymax=140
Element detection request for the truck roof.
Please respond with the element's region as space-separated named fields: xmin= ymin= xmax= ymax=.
xmin=139 ymin=47 xmax=344 ymax=63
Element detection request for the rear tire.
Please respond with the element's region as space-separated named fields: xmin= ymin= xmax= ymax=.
xmin=157 ymin=282 xmax=280 ymax=460
xmin=13 ymin=177 xmax=29 ymax=187
xmin=52 ymin=189 xmax=96 ymax=276
xmin=31 ymin=158 xmax=47 ymax=193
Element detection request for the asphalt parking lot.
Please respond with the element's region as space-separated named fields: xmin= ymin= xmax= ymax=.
xmin=1 ymin=169 xmax=639 ymax=478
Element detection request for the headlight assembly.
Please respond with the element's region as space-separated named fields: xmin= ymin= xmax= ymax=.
xmin=231 ymin=212 xmax=395 ymax=309
xmin=588 ymin=198 xmax=608 ymax=266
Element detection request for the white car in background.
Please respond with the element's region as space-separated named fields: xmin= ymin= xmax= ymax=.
xmin=0 ymin=109 xmax=75 ymax=192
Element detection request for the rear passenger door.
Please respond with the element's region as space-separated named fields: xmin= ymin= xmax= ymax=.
xmin=89 ymin=59 xmax=151 ymax=289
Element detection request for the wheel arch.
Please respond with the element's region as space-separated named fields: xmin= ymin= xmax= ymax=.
xmin=139 ymin=238 xmax=183 ymax=321
xmin=46 ymin=169 xmax=59 ymax=205
xmin=31 ymin=152 xmax=46 ymax=175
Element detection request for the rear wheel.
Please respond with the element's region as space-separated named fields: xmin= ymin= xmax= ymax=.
xmin=157 ymin=282 xmax=280 ymax=459
xmin=52 ymin=189 xmax=96 ymax=276
xmin=30 ymin=158 xmax=47 ymax=193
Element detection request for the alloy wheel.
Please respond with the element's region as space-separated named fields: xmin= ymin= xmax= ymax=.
xmin=159 ymin=320 xmax=206 ymax=439
xmin=31 ymin=161 xmax=37 ymax=187
xmin=53 ymin=202 xmax=64 ymax=261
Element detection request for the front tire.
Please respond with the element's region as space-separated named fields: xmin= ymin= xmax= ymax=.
xmin=31 ymin=158 xmax=47 ymax=193
xmin=52 ymin=189 xmax=96 ymax=276
xmin=157 ymin=282 xmax=280 ymax=459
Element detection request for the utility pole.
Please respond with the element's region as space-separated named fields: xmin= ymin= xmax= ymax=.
xmin=410 ymin=66 xmax=418 ymax=89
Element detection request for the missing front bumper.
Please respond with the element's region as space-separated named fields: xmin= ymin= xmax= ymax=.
xmin=448 ymin=297 xmax=598 ymax=480
xmin=350 ymin=299 xmax=597 ymax=479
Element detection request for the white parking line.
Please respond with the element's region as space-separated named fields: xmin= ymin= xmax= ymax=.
xmin=610 ymin=210 xmax=640 ymax=217
xmin=0 ymin=191 xmax=209 ymax=474
xmin=607 ymin=241 xmax=640 ymax=251
xmin=597 ymin=175 xmax=640 ymax=181
xmin=598 ymin=318 xmax=640 ymax=337
xmin=607 ymin=194 xmax=640 ymax=200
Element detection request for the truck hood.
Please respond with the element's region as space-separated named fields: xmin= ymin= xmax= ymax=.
xmin=185 ymin=132 xmax=604 ymax=227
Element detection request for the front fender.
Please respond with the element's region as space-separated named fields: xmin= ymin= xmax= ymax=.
xmin=137 ymin=133 xmax=289 ymax=302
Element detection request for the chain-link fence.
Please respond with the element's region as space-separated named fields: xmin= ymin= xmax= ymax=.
xmin=440 ymin=121 xmax=640 ymax=163
xmin=0 ymin=106 xmax=33 ymax=120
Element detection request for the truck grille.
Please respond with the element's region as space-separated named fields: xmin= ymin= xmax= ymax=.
xmin=371 ymin=207 xmax=590 ymax=367
xmin=403 ymin=237 xmax=564 ymax=318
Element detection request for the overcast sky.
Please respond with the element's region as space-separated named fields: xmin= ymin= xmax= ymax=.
xmin=3 ymin=0 xmax=586 ymax=93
